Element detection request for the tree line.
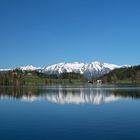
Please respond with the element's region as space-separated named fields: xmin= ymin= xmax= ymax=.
xmin=98 ymin=65 xmax=140 ymax=84
xmin=0 ymin=69 xmax=86 ymax=86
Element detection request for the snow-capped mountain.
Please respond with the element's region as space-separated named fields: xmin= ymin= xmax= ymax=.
xmin=16 ymin=65 xmax=42 ymax=71
xmin=0 ymin=61 xmax=127 ymax=78
xmin=42 ymin=62 xmax=85 ymax=75
xmin=42 ymin=61 xmax=123 ymax=78
xmin=0 ymin=68 xmax=12 ymax=71
xmin=0 ymin=65 xmax=41 ymax=71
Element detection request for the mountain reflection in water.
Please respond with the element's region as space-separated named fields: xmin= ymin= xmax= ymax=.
xmin=0 ymin=85 xmax=140 ymax=105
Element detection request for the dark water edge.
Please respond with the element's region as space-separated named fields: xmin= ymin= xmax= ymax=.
xmin=0 ymin=84 xmax=140 ymax=140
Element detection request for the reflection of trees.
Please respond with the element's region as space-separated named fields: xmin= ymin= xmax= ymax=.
xmin=113 ymin=89 xmax=140 ymax=99
xmin=0 ymin=86 xmax=43 ymax=99
xmin=0 ymin=86 xmax=140 ymax=104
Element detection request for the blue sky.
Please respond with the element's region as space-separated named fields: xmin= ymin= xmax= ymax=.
xmin=0 ymin=0 xmax=140 ymax=68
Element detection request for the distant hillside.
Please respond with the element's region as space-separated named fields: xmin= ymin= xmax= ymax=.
xmin=98 ymin=65 xmax=140 ymax=84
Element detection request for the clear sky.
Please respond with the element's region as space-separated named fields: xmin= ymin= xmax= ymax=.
xmin=0 ymin=0 xmax=140 ymax=68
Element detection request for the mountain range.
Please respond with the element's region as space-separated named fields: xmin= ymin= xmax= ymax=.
xmin=0 ymin=61 xmax=128 ymax=78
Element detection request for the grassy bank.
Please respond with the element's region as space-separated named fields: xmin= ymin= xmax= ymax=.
xmin=22 ymin=77 xmax=86 ymax=85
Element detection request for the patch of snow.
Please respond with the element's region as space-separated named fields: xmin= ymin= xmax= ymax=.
xmin=17 ymin=65 xmax=42 ymax=71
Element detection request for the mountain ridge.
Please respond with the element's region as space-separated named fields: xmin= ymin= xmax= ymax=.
xmin=0 ymin=61 xmax=129 ymax=78
xmin=41 ymin=61 xmax=126 ymax=78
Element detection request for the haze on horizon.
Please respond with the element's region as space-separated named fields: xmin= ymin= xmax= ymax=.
xmin=0 ymin=0 xmax=140 ymax=68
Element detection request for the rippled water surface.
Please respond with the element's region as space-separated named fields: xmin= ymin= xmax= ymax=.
xmin=0 ymin=84 xmax=140 ymax=140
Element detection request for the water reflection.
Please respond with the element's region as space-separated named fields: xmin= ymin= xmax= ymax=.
xmin=0 ymin=85 xmax=140 ymax=104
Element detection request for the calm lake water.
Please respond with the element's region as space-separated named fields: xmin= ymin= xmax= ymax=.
xmin=0 ymin=84 xmax=140 ymax=140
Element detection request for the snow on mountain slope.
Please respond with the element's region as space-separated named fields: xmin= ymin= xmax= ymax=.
xmin=17 ymin=65 xmax=42 ymax=71
xmin=43 ymin=62 xmax=85 ymax=75
xmin=0 ymin=69 xmax=12 ymax=71
xmin=42 ymin=61 xmax=123 ymax=78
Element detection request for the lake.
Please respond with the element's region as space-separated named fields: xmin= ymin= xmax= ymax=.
xmin=0 ymin=84 xmax=140 ymax=140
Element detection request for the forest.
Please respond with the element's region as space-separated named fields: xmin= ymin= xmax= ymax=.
xmin=0 ymin=69 xmax=86 ymax=86
xmin=98 ymin=65 xmax=140 ymax=84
